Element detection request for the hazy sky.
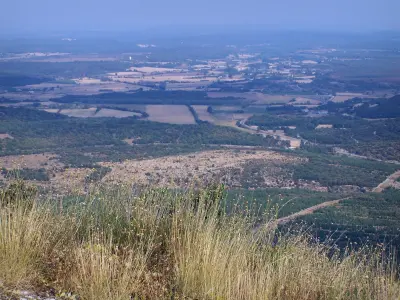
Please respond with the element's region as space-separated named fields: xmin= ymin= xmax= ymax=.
xmin=1 ymin=0 xmax=399 ymax=33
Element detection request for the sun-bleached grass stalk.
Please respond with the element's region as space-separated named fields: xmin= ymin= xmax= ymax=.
xmin=171 ymin=186 xmax=400 ymax=300
xmin=69 ymin=234 xmax=152 ymax=300
xmin=0 ymin=202 xmax=48 ymax=287
xmin=0 ymin=180 xmax=399 ymax=299
xmin=0 ymin=181 xmax=72 ymax=288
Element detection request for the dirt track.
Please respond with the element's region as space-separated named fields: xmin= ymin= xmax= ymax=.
xmin=274 ymin=169 xmax=400 ymax=224
xmin=276 ymin=197 xmax=350 ymax=225
xmin=372 ymin=170 xmax=400 ymax=193
xmin=237 ymin=118 xmax=301 ymax=149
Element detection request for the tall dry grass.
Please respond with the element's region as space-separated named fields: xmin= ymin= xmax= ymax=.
xmin=0 ymin=181 xmax=399 ymax=299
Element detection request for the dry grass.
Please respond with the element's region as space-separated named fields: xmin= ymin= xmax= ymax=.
xmin=0 ymin=153 xmax=61 ymax=170
xmin=100 ymin=149 xmax=299 ymax=188
xmin=0 ymin=181 xmax=399 ymax=299
xmin=146 ymin=105 xmax=196 ymax=124
xmin=49 ymin=167 xmax=93 ymax=194
xmin=69 ymin=236 xmax=150 ymax=300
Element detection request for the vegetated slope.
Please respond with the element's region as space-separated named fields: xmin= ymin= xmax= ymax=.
xmin=0 ymin=107 xmax=286 ymax=168
xmin=0 ymin=181 xmax=399 ymax=300
xmin=291 ymin=152 xmax=399 ymax=189
xmin=99 ymin=149 xmax=300 ymax=189
xmin=322 ymin=94 xmax=400 ymax=119
xmin=293 ymin=189 xmax=400 ymax=258
xmin=249 ymin=111 xmax=400 ymax=161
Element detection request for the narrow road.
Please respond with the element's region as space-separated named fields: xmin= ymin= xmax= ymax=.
xmin=334 ymin=148 xmax=400 ymax=165
xmin=274 ymin=197 xmax=350 ymax=225
xmin=372 ymin=170 xmax=400 ymax=193
xmin=272 ymin=170 xmax=400 ymax=225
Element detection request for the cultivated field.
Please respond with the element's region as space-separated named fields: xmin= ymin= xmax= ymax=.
xmin=146 ymin=105 xmax=196 ymax=124
xmin=129 ymin=66 xmax=182 ymax=73
xmin=316 ymin=124 xmax=333 ymax=129
xmin=210 ymin=113 xmax=254 ymax=127
xmin=294 ymin=76 xmax=315 ymax=84
xmin=251 ymin=94 xmax=304 ymax=105
xmin=110 ymin=74 xmax=217 ymax=84
xmin=331 ymin=92 xmax=382 ymax=103
xmin=62 ymin=83 xmax=140 ymax=95
xmin=101 ymin=104 xmax=146 ymax=111
xmin=213 ymin=106 xmax=243 ymax=112
xmin=43 ymin=108 xmax=140 ymax=118
xmin=302 ymin=60 xmax=318 ymax=64
xmin=73 ymin=77 xmax=103 ymax=85
xmin=23 ymin=83 xmax=74 ymax=89
xmin=192 ymin=106 xmax=253 ymax=126
xmin=93 ymin=108 xmax=140 ymax=118
xmin=293 ymin=97 xmax=321 ymax=105
xmin=192 ymin=105 xmax=216 ymax=123
xmin=59 ymin=108 xmax=97 ymax=118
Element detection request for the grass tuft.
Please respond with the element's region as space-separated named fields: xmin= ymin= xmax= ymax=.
xmin=0 ymin=181 xmax=399 ymax=299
